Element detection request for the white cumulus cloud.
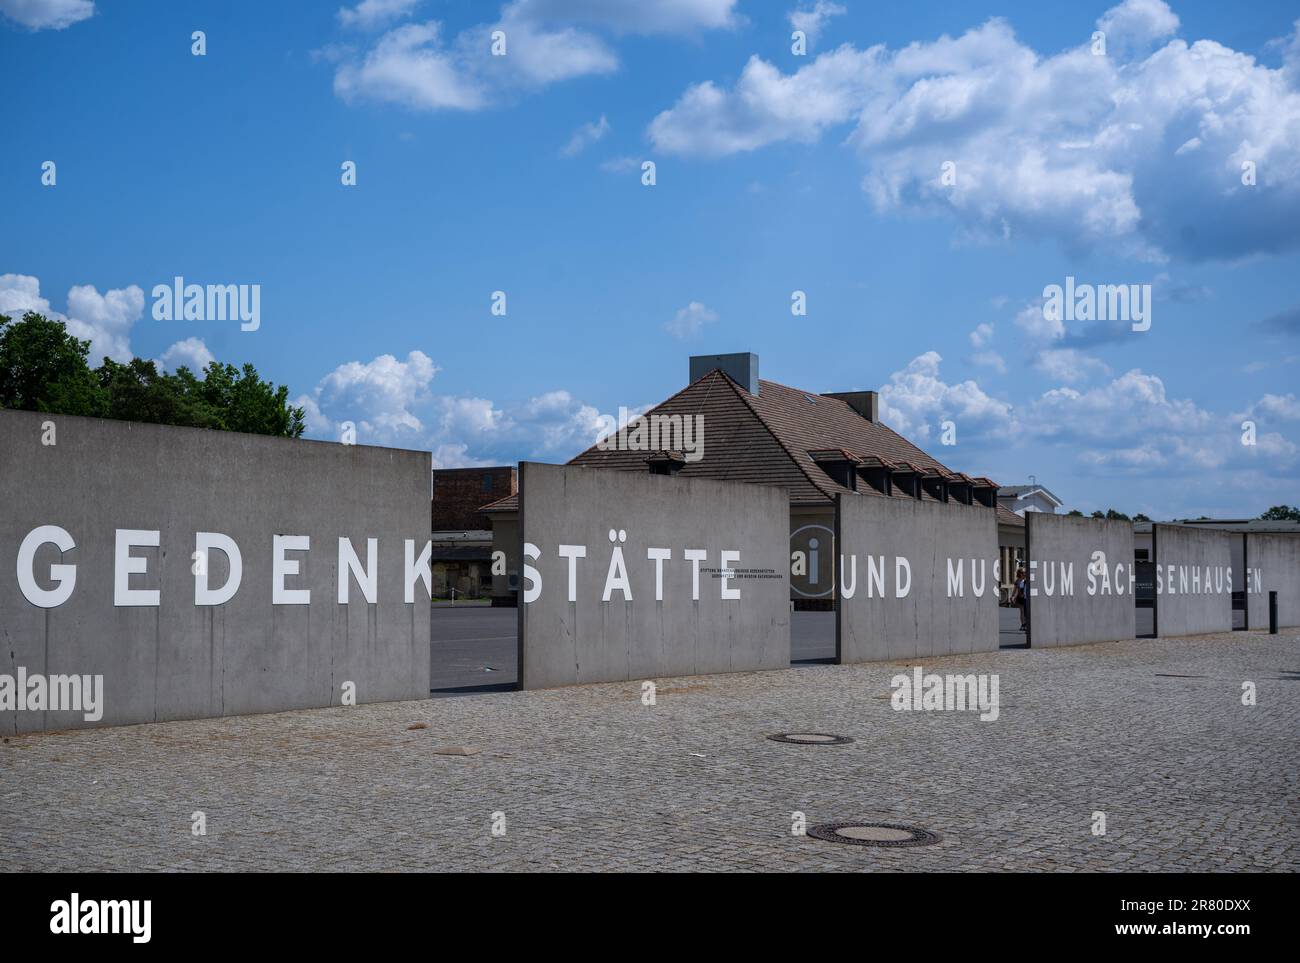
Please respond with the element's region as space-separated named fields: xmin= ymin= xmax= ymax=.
xmin=333 ymin=21 xmax=493 ymax=111
xmin=158 ymin=337 xmax=216 ymax=374
xmin=0 ymin=272 xmax=143 ymax=364
xmin=788 ymin=1 xmax=845 ymax=50
xmin=328 ymin=0 xmax=738 ymax=113
xmin=1096 ymin=0 xmax=1180 ymax=58
xmin=1033 ymin=347 xmax=1112 ymax=384
xmin=304 ymin=350 xmax=439 ymax=442
xmin=875 ymin=351 xmax=1299 ymax=486
xmin=664 ymin=301 xmax=718 ymax=340
xmin=1239 ymin=393 xmax=1300 ymax=422
xmin=649 ymin=0 xmax=1300 ymax=261
xmin=338 ymin=0 xmax=420 ymax=31
xmin=878 ymin=350 xmax=1016 ymax=443
xmin=0 ymin=0 xmax=93 ymax=30
xmin=297 ymin=350 xmax=620 ymax=463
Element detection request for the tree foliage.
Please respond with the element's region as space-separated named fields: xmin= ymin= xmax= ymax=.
xmin=1260 ymin=505 xmax=1300 ymax=521
xmin=1085 ymin=508 xmax=1135 ymax=520
xmin=0 ymin=312 xmax=304 ymax=437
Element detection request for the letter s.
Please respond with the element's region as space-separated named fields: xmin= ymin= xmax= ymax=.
xmin=523 ymin=542 xmax=542 ymax=604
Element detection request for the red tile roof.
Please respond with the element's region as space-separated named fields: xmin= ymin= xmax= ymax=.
xmin=483 ymin=368 xmax=1002 ymax=513
xmin=997 ymin=505 xmax=1026 ymax=527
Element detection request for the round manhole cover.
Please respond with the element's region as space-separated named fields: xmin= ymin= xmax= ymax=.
xmin=767 ymin=733 xmax=853 ymax=745
xmin=807 ymin=822 xmax=942 ymax=847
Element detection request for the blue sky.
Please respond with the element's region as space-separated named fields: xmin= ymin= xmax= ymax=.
xmin=3 ymin=0 xmax=1298 ymax=518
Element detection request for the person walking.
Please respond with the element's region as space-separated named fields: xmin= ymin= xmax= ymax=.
xmin=1013 ymin=567 xmax=1028 ymax=631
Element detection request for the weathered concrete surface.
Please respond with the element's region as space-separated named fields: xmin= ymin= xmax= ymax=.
xmin=1245 ymin=533 xmax=1300 ymax=630
xmin=1154 ymin=524 xmax=1232 ymax=638
xmin=836 ymin=493 xmax=998 ymax=662
xmin=0 ymin=409 xmax=431 ymax=732
xmin=518 ymin=462 xmax=790 ymax=688
xmin=1026 ymin=514 xmax=1135 ymax=647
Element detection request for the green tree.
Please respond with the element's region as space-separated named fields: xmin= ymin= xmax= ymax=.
xmin=0 ymin=311 xmax=304 ymax=438
xmin=0 ymin=311 xmax=106 ymax=416
xmin=1260 ymin=505 xmax=1300 ymax=521
xmin=96 ymin=357 xmax=220 ymax=429
xmin=1133 ymin=513 xmax=1151 ymax=522
xmin=199 ymin=361 xmax=305 ymax=437
xmin=1105 ymin=509 xmax=1131 ymax=521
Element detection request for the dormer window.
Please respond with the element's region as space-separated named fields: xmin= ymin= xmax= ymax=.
xmin=921 ymin=473 xmax=949 ymax=503
xmin=809 ymin=449 xmax=861 ymax=491
xmin=857 ymin=456 xmax=895 ymax=496
xmin=890 ymin=467 xmax=922 ymax=499
xmin=972 ymin=478 xmax=998 ymax=508
xmin=647 ymin=451 xmax=687 ymax=476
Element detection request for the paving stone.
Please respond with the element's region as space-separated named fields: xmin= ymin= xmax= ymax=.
xmin=0 ymin=631 xmax=1296 ymax=872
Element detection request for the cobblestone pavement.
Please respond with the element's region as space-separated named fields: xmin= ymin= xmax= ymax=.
xmin=2 ymin=631 xmax=1297 ymax=872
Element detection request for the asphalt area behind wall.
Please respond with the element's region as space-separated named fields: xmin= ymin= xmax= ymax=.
xmin=430 ymin=606 xmax=840 ymax=693
xmin=431 ymin=605 xmax=1165 ymax=690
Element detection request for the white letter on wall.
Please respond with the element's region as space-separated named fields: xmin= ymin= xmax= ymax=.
xmin=895 ymin=556 xmax=912 ymax=598
xmin=840 ymin=554 xmax=857 ymax=599
xmin=273 ymin=535 xmax=311 ymax=604
xmin=115 ymin=529 xmax=160 ymax=607
xmin=195 ymin=532 xmax=242 ymax=605
xmin=338 ymin=537 xmax=378 ymax=604
xmin=558 ymin=544 xmax=587 ymax=602
xmin=17 ymin=525 xmax=77 ymax=608
xmin=523 ymin=542 xmax=542 ymax=603
xmin=720 ymin=550 xmax=741 ymax=600
xmin=647 ymin=548 xmax=672 ymax=601
xmin=684 ymin=549 xmax=707 ymax=601
xmin=405 ymin=539 xmax=431 ymax=603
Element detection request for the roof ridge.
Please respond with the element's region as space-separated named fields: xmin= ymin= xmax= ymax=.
xmin=728 ymin=374 xmax=841 ymax=501
xmin=760 ymin=376 xmax=963 ymax=476
xmin=564 ymin=370 xmax=728 ymax=466
xmin=758 ymin=376 xmax=839 ymax=396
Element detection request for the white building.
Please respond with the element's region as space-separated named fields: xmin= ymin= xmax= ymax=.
xmin=998 ymin=484 xmax=1064 ymax=517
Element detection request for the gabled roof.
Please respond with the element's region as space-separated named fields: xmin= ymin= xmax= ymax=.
xmin=998 ymin=484 xmax=1064 ymax=506
xmin=484 ymin=368 xmax=999 ymax=512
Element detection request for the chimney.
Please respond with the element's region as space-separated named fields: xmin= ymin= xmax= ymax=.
xmin=822 ymin=390 xmax=879 ymax=422
xmin=689 ymin=352 xmax=759 ymax=395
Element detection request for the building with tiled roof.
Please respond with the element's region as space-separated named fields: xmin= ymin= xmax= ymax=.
xmin=483 ymin=352 xmax=1024 ymax=605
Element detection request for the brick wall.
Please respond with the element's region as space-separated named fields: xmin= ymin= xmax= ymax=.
xmin=432 ymin=466 xmax=517 ymax=530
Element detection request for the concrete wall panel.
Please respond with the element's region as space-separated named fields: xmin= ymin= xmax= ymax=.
xmin=1153 ymin=524 xmax=1232 ymax=637
xmin=837 ymin=494 xmax=999 ymax=662
xmin=1244 ymin=534 xmax=1300 ymax=630
xmin=0 ymin=409 xmax=431 ymax=732
xmin=518 ymin=462 xmax=790 ymax=689
xmin=1026 ymin=514 xmax=1135 ymax=647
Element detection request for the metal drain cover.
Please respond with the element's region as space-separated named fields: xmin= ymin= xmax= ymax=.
xmin=807 ymin=822 xmax=942 ymax=847
xmin=767 ymin=733 xmax=853 ymax=745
